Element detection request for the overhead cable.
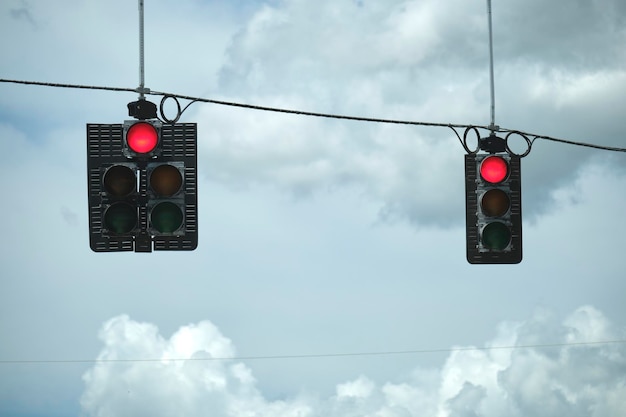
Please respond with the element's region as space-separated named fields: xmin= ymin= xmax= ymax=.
xmin=1 ymin=78 xmax=624 ymax=154
xmin=1 ymin=339 xmax=625 ymax=365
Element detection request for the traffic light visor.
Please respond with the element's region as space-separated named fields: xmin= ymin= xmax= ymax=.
xmin=126 ymin=122 xmax=159 ymax=154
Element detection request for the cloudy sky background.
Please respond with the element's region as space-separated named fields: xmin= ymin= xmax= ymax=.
xmin=0 ymin=0 xmax=625 ymax=416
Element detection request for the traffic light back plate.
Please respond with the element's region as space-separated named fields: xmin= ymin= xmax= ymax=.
xmin=87 ymin=123 xmax=198 ymax=252
xmin=465 ymin=153 xmax=522 ymax=264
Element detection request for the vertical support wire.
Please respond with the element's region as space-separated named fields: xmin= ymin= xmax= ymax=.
xmin=487 ymin=0 xmax=496 ymax=132
xmin=138 ymin=0 xmax=145 ymax=99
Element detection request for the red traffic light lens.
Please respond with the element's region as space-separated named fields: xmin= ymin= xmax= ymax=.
xmin=127 ymin=122 xmax=158 ymax=154
xmin=480 ymin=156 xmax=508 ymax=184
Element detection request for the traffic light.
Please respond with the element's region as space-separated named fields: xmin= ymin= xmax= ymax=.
xmin=465 ymin=152 xmax=522 ymax=264
xmin=124 ymin=120 xmax=161 ymax=157
xmin=87 ymin=120 xmax=197 ymax=252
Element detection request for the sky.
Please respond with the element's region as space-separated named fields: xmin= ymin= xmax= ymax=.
xmin=0 ymin=0 xmax=625 ymax=416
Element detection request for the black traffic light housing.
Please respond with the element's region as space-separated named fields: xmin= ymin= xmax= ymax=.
xmin=87 ymin=119 xmax=198 ymax=252
xmin=465 ymin=136 xmax=522 ymax=264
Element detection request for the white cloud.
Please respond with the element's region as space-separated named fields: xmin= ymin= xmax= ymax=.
xmin=1 ymin=1 xmax=625 ymax=416
xmin=80 ymin=306 xmax=626 ymax=417
xmin=2 ymin=0 xmax=623 ymax=228
xmin=192 ymin=0 xmax=626 ymax=227
xmin=336 ymin=376 xmax=375 ymax=399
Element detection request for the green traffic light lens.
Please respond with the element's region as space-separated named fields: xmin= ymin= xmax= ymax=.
xmin=481 ymin=189 xmax=510 ymax=217
xmin=103 ymin=165 xmax=136 ymax=197
xmin=104 ymin=202 xmax=137 ymax=234
xmin=151 ymin=202 xmax=183 ymax=233
xmin=150 ymin=164 xmax=183 ymax=197
xmin=481 ymin=222 xmax=511 ymax=251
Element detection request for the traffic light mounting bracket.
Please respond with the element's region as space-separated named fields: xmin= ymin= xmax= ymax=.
xmin=127 ymin=99 xmax=157 ymax=120
xmin=479 ymin=134 xmax=506 ymax=154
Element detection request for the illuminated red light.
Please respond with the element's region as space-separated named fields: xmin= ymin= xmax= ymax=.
xmin=480 ymin=155 xmax=508 ymax=184
xmin=127 ymin=122 xmax=158 ymax=154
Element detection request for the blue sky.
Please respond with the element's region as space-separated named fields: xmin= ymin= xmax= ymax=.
xmin=1 ymin=1 xmax=625 ymax=416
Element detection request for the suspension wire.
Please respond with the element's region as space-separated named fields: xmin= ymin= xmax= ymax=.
xmin=0 ymin=77 xmax=625 ymax=154
xmin=138 ymin=0 xmax=146 ymax=99
xmin=152 ymin=90 xmax=477 ymax=129
xmin=486 ymin=0 xmax=497 ymax=132
xmin=524 ymin=133 xmax=626 ymax=153
xmin=1 ymin=339 xmax=624 ymax=365
xmin=0 ymin=78 xmax=138 ymax=93
xmin=0 ymin=78 xmax=479 ymax=129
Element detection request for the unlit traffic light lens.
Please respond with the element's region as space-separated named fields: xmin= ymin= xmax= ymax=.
xmin=480 ymin=156 xmax=508 ymax=184
xmin=103 ymin=165 xmax=136 ymax=197
xmin=482 ymin=222 xmax=511 ymax=250
xmin=127 ymin=122 xmax=158 ymax=154
xmin=150 ymin=164 xmax=183 ymax=197
xmin=104 ymin=202 xmax=137 ymax=234
xmin=151 ymin=202 xmax=183 ymax=233
xmin=481 ymin=189 xmax=510 ymax=217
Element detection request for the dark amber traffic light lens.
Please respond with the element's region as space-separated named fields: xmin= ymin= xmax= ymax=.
xmin=151 ymin=202 xmax=183 ymax=233
xmin=150 ymin=164 xmax=183 ymax=197
xmin=481 ymin=222 xmax=511 ymax=250
xmin=127 ymin=122 xmax=158 ymax=154
xmin=481 ymin=189 xmax=510 ymax=217
xmin=480 ymin=156 xmax=508 ymax=184
xmin=103 ymin=165 xmax=136 ymax=197
xmin=104 ymin=202 xmax=137 ymax=234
